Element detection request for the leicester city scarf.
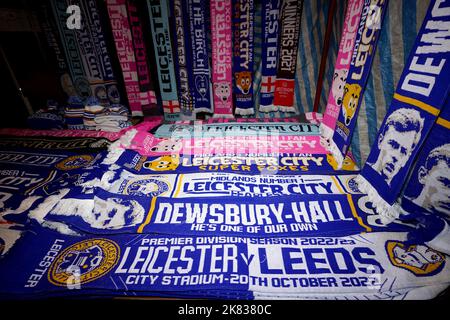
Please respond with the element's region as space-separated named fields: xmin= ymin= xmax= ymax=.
xmin=147 ymin=0 xmax=181 ymax=120
xmin=77 ymin=0 xmax=122 ymax=106
xmin=259 ymin=0 xmax=281 ymax=113
xmin=328 ymin=0 xmax=388 ymax=168
xmin=127 ymin=0 xmax=158 ymax=110
xmin=320 ymin=0 xmax=364 ymax=146
xmin=232 ymin=0 xmax=255 ymax=116
xmin=153 ymin=122 xmax=320 ymax=138
xmin=211 ymin=0 xmax=234 ymax=118
xmin=1 ymin=228 xmax=449 ymax=299
xmin=396 ymin=97 xmax=450 ymax=255
xmin=171 ymin=0 xmax=195 ymax=119
xmin=106 ymin=0 xmax=143 ymax=116
xmin=51 ymin=0 xmax=91 ymax=100
xmin=357 ymin=0 xmax=450 ymax=222
xmin=188 ymin=0 xmax=213 ymax=114
xmin=272 ymin=0 xmax=303 ymax=112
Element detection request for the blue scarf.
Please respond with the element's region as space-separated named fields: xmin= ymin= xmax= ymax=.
xmin=232 ymin=0 xmax=255 ymax=115
xmin=147 ymin=0 xmax=180 ymax=120
xmin=328 ymin=0 xmax=388 ymax=167
xmin=171 ymin=0 xmax=195 ymax=119
xmin=1 ymin=228 xmax=449 ymax=299
xmin=357 ymin=0 xmax=450 ymax=222
xmin=259 ymin=0 xmax=281 ymax=112
xmin=188 ymin=0 xmax=213 ymax=114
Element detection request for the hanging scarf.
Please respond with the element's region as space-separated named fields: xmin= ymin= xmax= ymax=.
xmin=328 ymin=0 xmax=389 ymax=168
xmin=272 ymin=0 xmax=303 ymax=112
xmin=188 ymin=0 xmax=213 ymax=114
xmin=171 ymin=0 xmax=195 ymax=119
xmin=211 ymin=0 xmax=234 ymax=118
xmin=398 ymin=98 xmax=450 ymax=255
xmin=259 ymin=0 xmax=281 ymax=112
xmin=106 ymin=0 xmax=143 ymax=116
xmin=51 ymin=0 xmax=91 ymax=100
xmin=320 ymin=0 xmax=364 ymax=145
xmin=232 ymin=0 xmax=255 ymax=116
xmin=147 ymin=0 xmax=180 ymax=120
xmin=356 ymin=0 xmax=450 ymax=222
xmin=2 ymin=229 xmax=449 ymax=299
xmin=126 ymin=0 xmax=158 ymax=111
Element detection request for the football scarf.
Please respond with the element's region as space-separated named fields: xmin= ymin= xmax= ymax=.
xmin=38 ymin=190 xmax=411 ymax=237
xmin=91 ymin=170 xmax=362 ymax=198
xmin=320 ymin=0 xmax=364 ymax=145
xmin=0 ymin=128 xmax=122 ymax=141
xmin=51 ymin=0 xmax=91 ymax=100
xmin=357 ymin=0 xmax=450 ymax=222
xmin=124 ymin=130 xmax=328 ymax=156
xmin=272 ymin=0 xmax=303 ymax=111
xmin=397 ymin=98 xmax=450 ymax=255
xmin=113 ymin=149 xmax=359 ymax=176
xmin=74 ymin=0 xmax=122 ymax=107
xmin=106 ymin=0 xmax=143 ymax=116
xmin=328 ymin=0 xmax=389 ymax=168
xmin=127 ymin=0 xmax=158 ymax=110
xmin=259 ymin=0 xmax=281 ymax=112
xmin=1 ymin=229 xmax=449 ymax=300
xmin=147 ymin=0 xmax=180 ymax=120
xmin=171 ymin=0 xmax=195 ymax=119
xmin=153 ymin=122 xmax=320 ymax=138
xmin=36 ymin=2 xmax=76 ymax=98
xmin=188 ymin=0 xmax=213 ymax=114
xmin=232 ymin=0 xmax=255 ymax=116
xmin=211 ymin=0 xmax=234 ymax=118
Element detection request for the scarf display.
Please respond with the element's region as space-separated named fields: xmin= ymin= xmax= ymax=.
xmin=51 ymin=0 xmax=91 ymax=100
xmin=106 ymin=0 xmax=143 ymax=117
xmin=147 ymin=0 xmax=180 ymax=120
xmin=126 ymin=0 xmax=158 ymax=111
xmin=211 ymin=0 xmax=234 ymax=118
xmin=357 ymin=0 xmax=450 ymax=221
xmin=232 ymin=0 xmax=255 ymax=116
xmin=272 ymin=0 xmax=303 ymax=112
xmin=0 ymin=128 xmax=122 ymax=141
xmin=1 ymin=229 xmax=448 ymax=299
xmin=188 ymin=0 xmax=213 ymax=114
xmin=153 ymin=122 xmax=320 ymax=138
xmin=259 ymin=0 xmax=281 ymax=113
xmin=320 ymin=0 xmax=364 ymax=145
xmin=327 ymin=0 xmax=389 ymax=168
xmin=171 ymin=0 xmax=195 ymax=119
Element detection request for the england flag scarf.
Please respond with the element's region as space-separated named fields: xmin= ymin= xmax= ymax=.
xmin=272 ymin=0 xmax=303 ymax=112
xmin=171 ymin=0 xmax=195 ymax=119
xmin=188 ymin=0 xmax=213 ymax=114
xmin=320 ymin=0 xmax=364 ymax=145
xmin=259 ymin=0 xmax=281 ymax=113
xmin=357 ymin=0 xmax=450 ymax=223
xmin=106 ymin=0 xmax=144 ymax=116
xmin=232 ymin=0 xmax=255 ymax=116
xmin=328 ymin=0 xmax=388 ymax=168
xmin=147 ymin=0 xmax=181 ymax=120
xmin=211 ymin=0 xmax=234 ymax=118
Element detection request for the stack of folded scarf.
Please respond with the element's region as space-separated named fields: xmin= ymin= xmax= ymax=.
xmin=64 ymin=96 xmax=85 ymax=130
xmin=83 ymin=97 xmax=106 ymax=131
xmin=27 ymin=100 xmax=65 ymax=130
